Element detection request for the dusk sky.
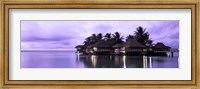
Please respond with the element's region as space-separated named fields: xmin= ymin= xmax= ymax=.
xmin=21 ymin=21 xmax=179 ymax=50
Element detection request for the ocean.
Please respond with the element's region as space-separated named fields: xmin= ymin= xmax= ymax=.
xmin=21 ymin=50 xmax=179 ymax=68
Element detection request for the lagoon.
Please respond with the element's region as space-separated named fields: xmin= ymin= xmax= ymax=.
xmin=21 ymin=50 xmax=179 ymax=68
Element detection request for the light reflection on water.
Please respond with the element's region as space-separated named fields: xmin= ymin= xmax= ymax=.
xmin=21 ymin=51 xmax=179 ymax=68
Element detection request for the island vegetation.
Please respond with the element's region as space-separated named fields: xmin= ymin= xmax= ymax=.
xmin=75 ymin=26 xmax=173 ymax=56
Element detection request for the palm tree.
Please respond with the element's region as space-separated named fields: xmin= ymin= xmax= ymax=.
xmin=90 ymin=34 xmax=97 ymax=44
xmin=134 ymin=26 xmax=153 ymax=46
xmin=126 ymin=35 xmax=134 ymax=41
xmin=83 ymin=33 xmax=103 ymax=45
xmin=96 ymin=33 xmax=103 ymax=41
xmin=112 ymin=32 xmax=124 ymax=44
xmin=84 ymin=36 xmax=92 ymax=45
xmin=104 ymin=33 xmax=112 ymax=41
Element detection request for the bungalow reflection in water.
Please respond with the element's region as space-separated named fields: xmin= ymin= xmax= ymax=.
xmin=76 ymin=55 xmax=179 ymax=68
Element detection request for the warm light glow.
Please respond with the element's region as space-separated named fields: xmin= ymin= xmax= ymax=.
xmin=91 ymin=55 xmax=97 ymax=67
xmin=143 ymin=49 xmax=147 ymax=51
xmin=123 ymin=55 xmax=126 ymax=68
xmin=115 ymin=49 xmax=120 ymax=53
xmin=122 ymin=51 xmax=126 ymax=53
xmin=149 ymin=57 xmax=152 ymax=68
xmin=143 ymin=56 xmax=148 ymax=68
xmin=93 ymin=47 xmax=97 ymax=51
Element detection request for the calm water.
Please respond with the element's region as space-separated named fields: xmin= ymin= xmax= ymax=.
xmin=21 ymin=51 xmax=179 ymax=68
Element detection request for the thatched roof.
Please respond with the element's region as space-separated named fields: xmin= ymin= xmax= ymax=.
xmin=75 ymin=45 xmax=83 ymax=48
xmin=75 ymin=45 xmax=87 ymax=48
xmin=154 ymin=42 xmax=171 ymax=49
xmin=87 ymin=40 xmax=114 ymax=48
xmin=112 ymin=43 xmax=124 ymax=48
xmin=123 ymin=39 xmax=146 ymax=48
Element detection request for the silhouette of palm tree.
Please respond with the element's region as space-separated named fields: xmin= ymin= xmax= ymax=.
xmin=104 ymin=33 xmax=112 ymax=41
xmin=97 ymin=33 xmax=103 ymax=41
xmin=84 ymin=33 xmax=103 ymax=45
xmin=134 ymin=26 xmax=153 ymax=46
xmin=112 ymin=32 xmax=124 ymax=44
xmin=83 ymin=27 xmax=153 ymax=46
xmin=126 ymin=35 xmax=134 ymax=41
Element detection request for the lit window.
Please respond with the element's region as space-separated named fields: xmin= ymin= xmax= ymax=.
xmin=143 ymin=49 xmax=147 ymax=51
xmin=93 ymin=47 xmax=97 ymax=51
xmin=122 ymin=51 xmax=126 ymax=53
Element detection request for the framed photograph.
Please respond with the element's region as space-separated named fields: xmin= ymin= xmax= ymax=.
xmin=0 ymin=0 xmax=199 ymax=89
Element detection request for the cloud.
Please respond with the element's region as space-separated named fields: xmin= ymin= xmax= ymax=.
xmin=169 ymin=32 xmax=179 ymax=39
xmin=22 ymin=35 xmax=73 ymax=42
xmin=21 ymin=21 xmax=179 ymax=49
xmin=94 ymin=25 xmax=113 ymax=33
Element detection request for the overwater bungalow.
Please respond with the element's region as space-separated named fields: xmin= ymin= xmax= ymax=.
xmin=86 ymin=40 xmax=114 ymax=55
xmin=153 ymin=42 xmax=171 ymax=56
xmin=75 ymin=40 xmax=172 ymax=56
xmin=121 ymin=39 xmax=147 ymax=55
xmin=75 ymin=45 xmax=83 ymax=51
xmin=75 ymin=45 xmax=87 ymax=55
xmin=112 ymin=43 xmax=124 ymax=55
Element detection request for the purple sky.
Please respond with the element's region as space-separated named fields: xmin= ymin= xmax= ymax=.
xmin=21 ymin=21 xmax=179 ymax=49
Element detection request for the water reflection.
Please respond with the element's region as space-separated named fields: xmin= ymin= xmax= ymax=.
xmin=21 ymin=51 xmax=179 ymax=68
xmin=76 ymin=54 xmax=178 ymax=68
xmin=123 ymin=55 xmax=126 ymax=68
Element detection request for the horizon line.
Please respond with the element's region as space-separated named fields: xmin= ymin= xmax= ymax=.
xmin=21 ymin=49 xmax=76 ymax=51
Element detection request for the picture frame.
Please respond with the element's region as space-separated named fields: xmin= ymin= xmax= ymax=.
xmin=0 ymin=0 xmax=199 ymax=89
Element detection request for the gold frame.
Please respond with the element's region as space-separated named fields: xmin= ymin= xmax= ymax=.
xmin=0 ymin=0 xmax=199 ymax=89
